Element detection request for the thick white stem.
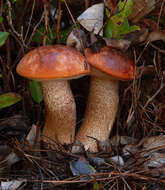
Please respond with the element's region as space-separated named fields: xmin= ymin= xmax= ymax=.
xmin=41 ymin=80 xmax=76 ymax=145
xmin=76 ymin=77 xmax=119 ymax=152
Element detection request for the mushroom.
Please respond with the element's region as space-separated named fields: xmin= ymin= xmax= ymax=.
xmin=16 ymin=45 xmax=90 ymax=147
xmin=75 ymin=46 xmax=135 ymax=152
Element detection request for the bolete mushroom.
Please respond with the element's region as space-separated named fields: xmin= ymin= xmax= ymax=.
xmin=16 ymin=45 xmax=90 ymax=147
xmin=76 ymin=46 xmax=135 ymax=152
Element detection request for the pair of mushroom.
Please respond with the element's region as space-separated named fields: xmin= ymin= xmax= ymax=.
xmin=16 ymin=44 xmax=134 ymax=152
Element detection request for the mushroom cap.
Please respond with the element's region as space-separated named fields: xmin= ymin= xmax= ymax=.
xmin=85 ymin=46 xmax=135 ymax=80
xmin=16 ymin=45 xmax=90 ymax=80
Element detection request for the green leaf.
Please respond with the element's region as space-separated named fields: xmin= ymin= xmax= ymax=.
xmin=32 ymin=26 xmax=57 ymax=45
xmin=0 ymin=32 xmax=9 ymax=47
xmin=105 ymin=8 xmax=110 ymax=17
xmin=104 ymin=18 xmax=114 ymax=39
xmin=0 ymin=16 xmax=3 ymax=23
xmin=29 ymin=80 xmax=43 ymax=104
xmin=118 ymin=0 xmax=133 ymax=18
xmin=32 ymin=23 xmax=77 ymax=44
xmin=87 ymin=164 xmax=96 ymax=172
xmin=93 ymin=182 xmax=99 ymax=190
xmin=0 ymin=74 xmax=2 ymax=78
xmin=0 ymin=92 xmax=22 ymax=109
xmin=128 ymin=25 xmax=140 ymax=33
xmin=104 ymin=0 xmax=140 ymax=39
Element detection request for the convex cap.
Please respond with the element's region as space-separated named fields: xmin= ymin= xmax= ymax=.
xmin=85 ymin=46 xmax=134 ymax=80
xmin=17 ymin=45 xmax=90 ymax=80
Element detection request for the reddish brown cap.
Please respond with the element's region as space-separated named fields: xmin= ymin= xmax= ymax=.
xmin=16 ymin=45 xmax=90 ymax=80
xmin=85 ymin=46 xmax=135 ymax=80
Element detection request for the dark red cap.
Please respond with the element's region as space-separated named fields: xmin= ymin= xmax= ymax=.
xmin=85 ymin=46 xmax=135 ymax=80
xmin=17 ymin=45 xmax=90 ymax=80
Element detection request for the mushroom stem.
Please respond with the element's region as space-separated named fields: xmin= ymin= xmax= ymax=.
xmin=76 ymin=71 xmax=119 ymax=152
xmin=41 ymin=80 xmax=76 ymax=145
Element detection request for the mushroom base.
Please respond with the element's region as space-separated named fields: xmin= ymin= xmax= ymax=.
xmin=41 ymin=80 xmax=76 ymax=147
xmin=76 ymin=76 xmax=119 ymax=152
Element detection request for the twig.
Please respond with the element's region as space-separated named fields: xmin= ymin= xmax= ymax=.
xmin=42 ymin=0 xmax=48 ymax=45
xmin=6 ymin=0 xmax=26 ymax=48
xmin=6 ymin=0 xmax=22 ymax=38
xmin=63 ymin=0 xmax=88 ymax=70
xmin=24 ymin=0 xmax=36 ymax=42
xmin=136 ymin=41 xmax=150 ymax=63
xmin=0 ymin=56 xmax=8 ymax=91
xmin=150 ymin=43 xmax=165 ymax=54
xmin=85 ymin=0 xmax=89 ymax=9
xmin=143 ymin=79 xmax=164 ymax=109
xmin=27 ymin=13 xmax=44 ymax=46
xmin=157 ymin=0 xmax=165 ymax=29
xmin=56 ymin=0 xmax=61 ymax=43
xmin=5 ymin=38 xmax=11 ymax=91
